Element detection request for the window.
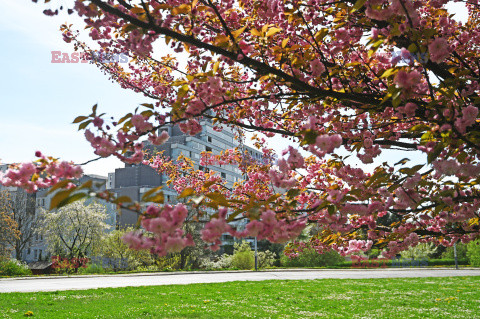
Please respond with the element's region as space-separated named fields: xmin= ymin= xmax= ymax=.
xmin=199 ymin=166 xmax=210 ymax=173
xmin=27 ymin=248 xmax=31 ymax=255
xmin=206 ymin=146 xmax=212 ymax=152
xmin=207 ymin=136 xmax=212 ymax=143
xmin=221 ymin=172 xmax=226 ymax=179
xmin=34 ymin=250 xmax=38 ymax=260
xmin=39 ymin=250 xmax=42 ymax=260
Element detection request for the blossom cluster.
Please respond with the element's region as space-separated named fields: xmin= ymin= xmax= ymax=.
xmin=122 ymin=204 xmax=194 ymax=256
xmin=0 ymin=152 xmax=83 ymax=193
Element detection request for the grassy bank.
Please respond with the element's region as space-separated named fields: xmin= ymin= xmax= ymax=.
xmin=1 ymin=276 xmax=479 ymax=318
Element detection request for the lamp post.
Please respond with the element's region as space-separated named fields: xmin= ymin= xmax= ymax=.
xmin=254 ymin=236 xmax=258 ymax=271
xmin=454 ymin=242 xmax=459 ymax=270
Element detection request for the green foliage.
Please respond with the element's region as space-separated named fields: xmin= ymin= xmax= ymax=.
xmin=467 ymin=240 xmax=480 ymax=267
xmin=100 ymin=228 xmax=155 ymax=271
xmin=281 ymin=248 xmax=344 ymax=267
xmin=231 ymin=250 xmax=255 ymax=270
xmin=337 ymin=258 xmax=469 ymax=268
xmin=77 ymin=263 xmax=106 ymax=275
xmin=200 ymin=241 xmax=276 ymax=270
xmin=367 ymin=249 xmax=381 ymax=259
xmin=257 ymin=250 xmax=276 ymax=268
xmin=400 ymin=243 xmax=438 ymax=259
xmin=442 ymin=243 xmax=468 ymax=260
xmin=155 ymin=254 xmax=181 ymax=271
xmin=231 ymin=241 xmax=254 ymax=270
xmin=0 ymin=259 xmax=31 ymax=276
xmin=200 ymin=254 xmax=233 ymax=270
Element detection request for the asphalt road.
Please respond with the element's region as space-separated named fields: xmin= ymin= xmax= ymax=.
xmin=1 ymin=268 xmax=479 ymax=293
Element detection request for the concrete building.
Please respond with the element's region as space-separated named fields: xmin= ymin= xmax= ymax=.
xmin=109 ymin=120 xmax=264 ymax=229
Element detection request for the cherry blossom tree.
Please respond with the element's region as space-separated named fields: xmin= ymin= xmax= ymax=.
xmin=2 ymin=0 xmax=480 ymax=258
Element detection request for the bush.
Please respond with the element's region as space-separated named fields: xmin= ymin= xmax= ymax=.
xmin=77 ymin=263 xmax=105 ymax=274
xmin=230 ymin=241 xmax=254 ymax=270
xmin=467 ymin=240 xmax=480 ymax=267
xmin=442 ymin=243 xmax=467 ymax=260
xmin=232 ymin=250 xmax=255 ymax=270
xmin=0 ymin=259 xmax=31 ymax=276
xmin=200 ymin=254 xmax=233 ymax=270
xmin=281 ymin=248 xmax=344 ymax=267
xmin=258 ymin=250 xmax=277 ymax=268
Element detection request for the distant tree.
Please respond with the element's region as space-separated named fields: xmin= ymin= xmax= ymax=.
xmin=399 ymin=243 xmax=438 ymax=259
xmin=2 ymin=190 xmax=37 ymax=260
xmin=101 ymin=227 xmax=154 ymax=271
xmin=38 ymin=199 xmax=110 ymax=259
xmin=0 ymin=191 xmax=19 ymax=259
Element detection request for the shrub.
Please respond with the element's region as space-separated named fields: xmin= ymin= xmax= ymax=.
xmin=231 ymin=241 xmax=254 ymax=270
xmin=467 ymin=240 xmax=480 ymax=267
xmin=200 ymin=254 xmax=233 ymax=270
xmin=0 ymin=259 xmax=31 ymax=276
xmin=232 ymin=250 xmax=255 ymax=270
xmin=77 ymin=263 xmax=105 ymax=274
xmin=257 ymin=250 xmax=277 ymax=268
xmin=442 ymin=243 xmax=467 ymax=260
xmin=281 ymin=248 xmax=343 ymax=267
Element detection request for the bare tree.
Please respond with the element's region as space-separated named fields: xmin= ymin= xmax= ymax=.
xmin=0 ymin=189 xmax=37 ymax=260
xmin=0 ymin=191 xmax=19 ymax=259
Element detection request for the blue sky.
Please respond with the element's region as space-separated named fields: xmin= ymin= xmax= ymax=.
xmin=0 ymin=1 xmax=468 ymax=177
xmin=0 ymin=0 xmax=150 ymax=176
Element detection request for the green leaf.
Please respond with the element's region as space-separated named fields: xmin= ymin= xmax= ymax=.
xmin=50 ymin=188 xmax=75 ymax=210
xmin=410 ymin=124 xmax=430 ymax=132
xmin=394 ymin=158 xmax=410 ymax=166
xmin=380 ymin=68 xmax=397 ymax=78
xmin=266 ymin=27 xmax=282 ymax=37
xmin=206 ymin=192 xmax=229 ymax=206
xmin=114 ymin=196 xmax=133 ymax=204
xmin=407 ymin=43 xmax=418 ymax=53
xmin=141 ymin=103 xmax=154 ymax=109
xmin=202 ymin=181 xmax=216 ymax=189
xmin=47 ymin=179 xmax=73 ymax=194
xmin=178 ymin=188 xmax=195 ymax=199
xmin=286 ymin=188 xmax=300 ymax=198
xmin=77 ymin=180 xmax=93 ymax=191
xmin=352 ymin=0 xmax=367 ymax=11
xmin=427 ymin=144 xmax=443 ymax=163
xmin=327 ymin=205 xmax=336 ymax=215
xmin=231 ymin=26 xmax=247 ymax=38
xmin=141 ymin=186 xmax=163 ymax=201
xmin=72 ymin=116 xmax=88 ymax=124
xmin=301 ymin=130 xmax=318 ymax=145
xmin=56 ymin=193 xmax=87 ymax=208
xmin=78 ymin=120 xmax=92 ymax=130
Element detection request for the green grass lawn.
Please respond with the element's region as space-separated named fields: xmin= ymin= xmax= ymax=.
xmin=1 ymin=277 xmax=479 ymax=318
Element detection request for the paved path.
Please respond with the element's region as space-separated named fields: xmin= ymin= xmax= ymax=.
xmin=1 ymin=268 xmax=479 ymax=293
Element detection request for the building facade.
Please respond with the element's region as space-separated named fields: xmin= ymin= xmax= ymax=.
xmin=109 ymin=120 xmax=264 ymax=229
